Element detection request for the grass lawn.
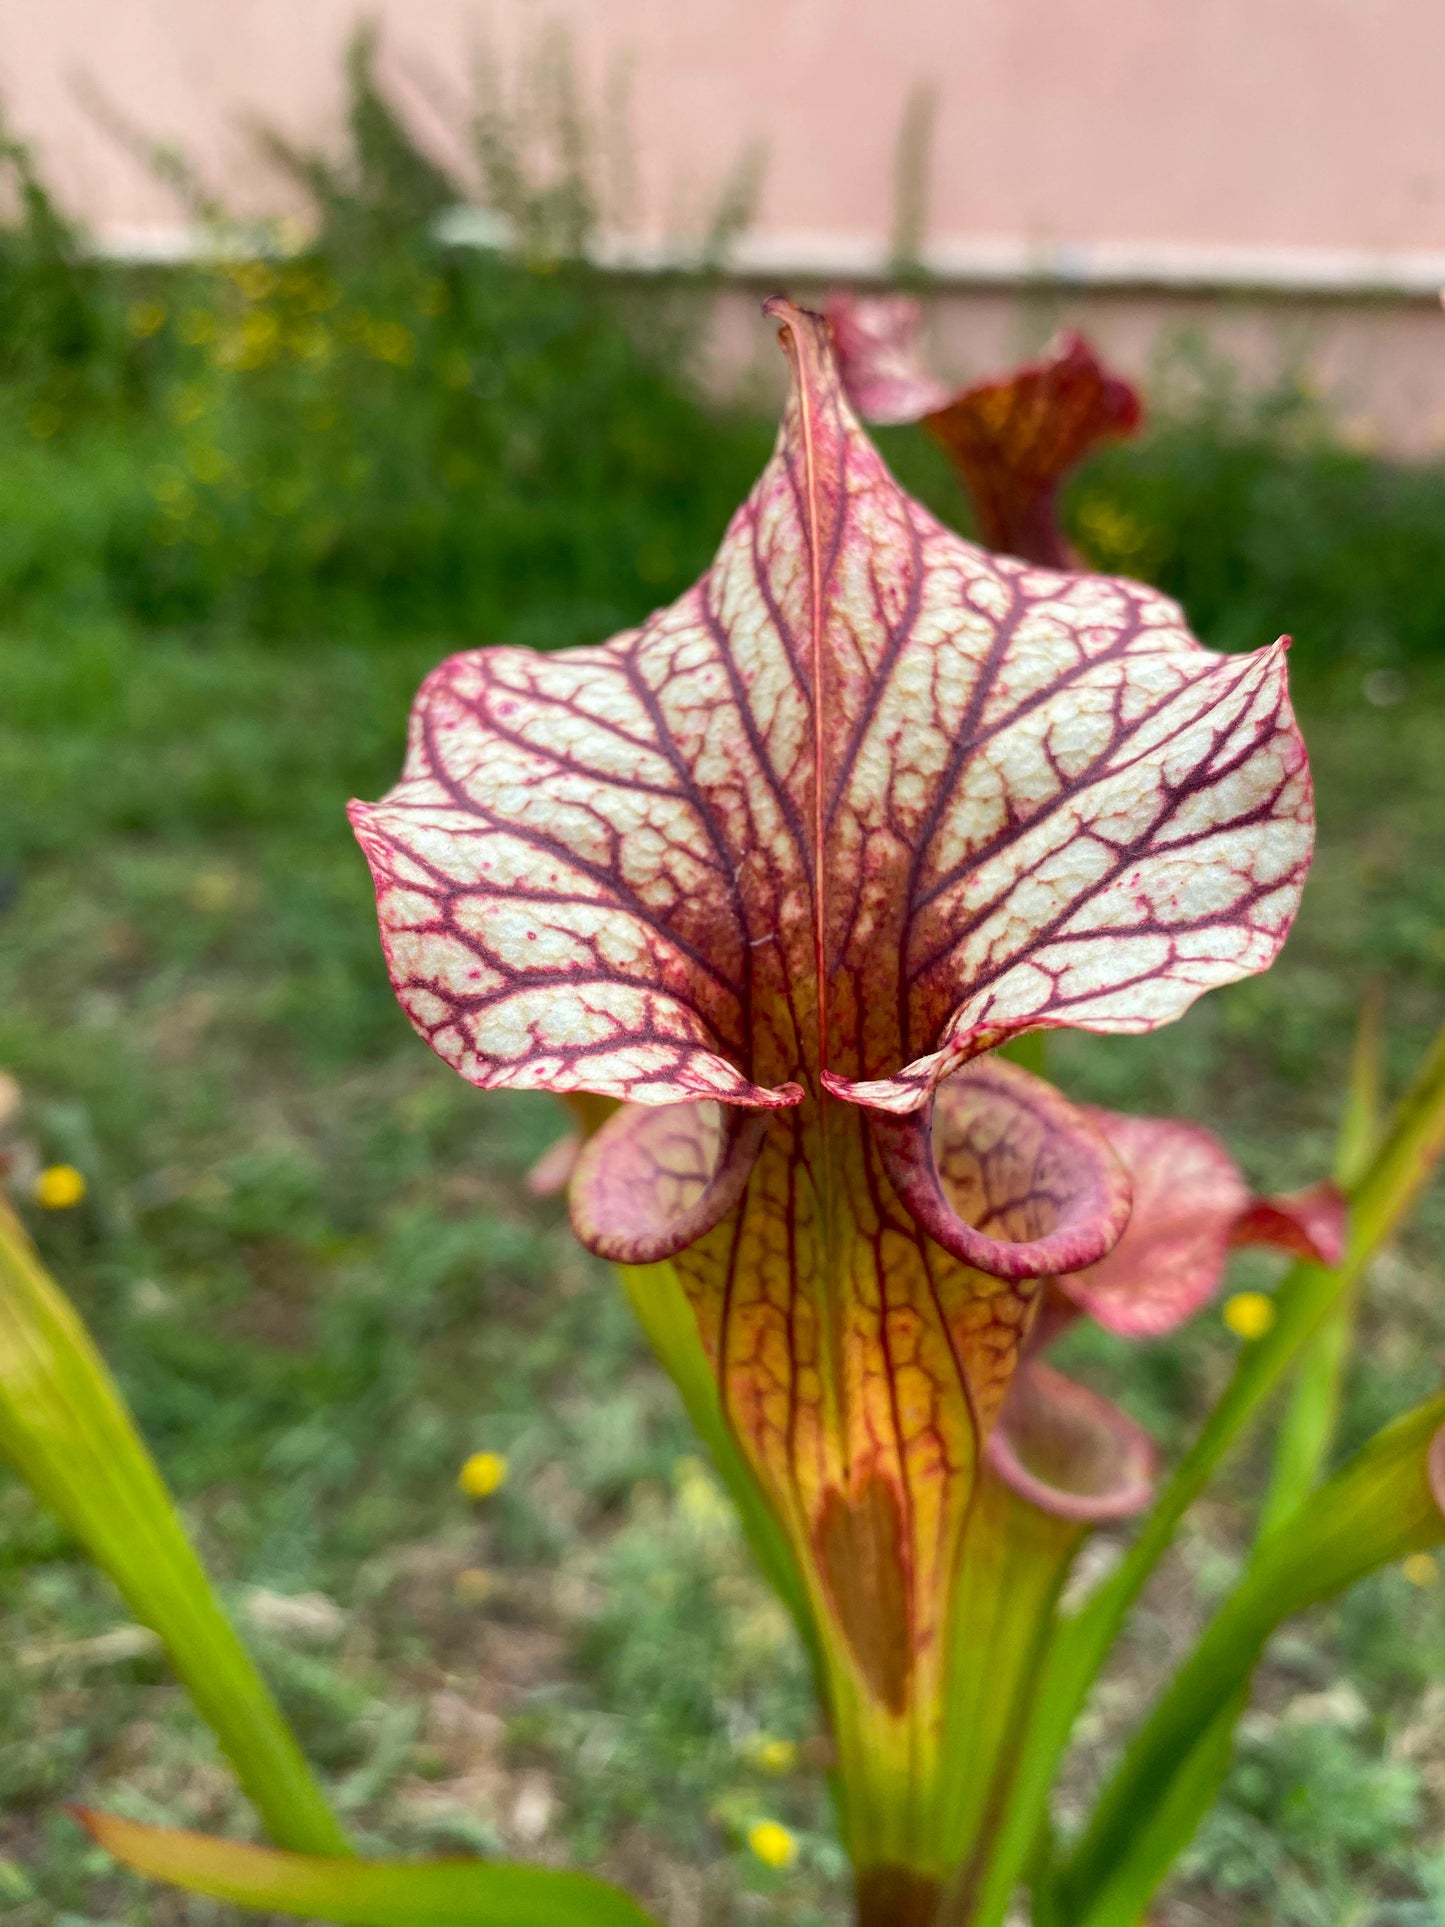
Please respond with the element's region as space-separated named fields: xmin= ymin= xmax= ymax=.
xmin=1 ymin=561 xmax=1444 ymax=1926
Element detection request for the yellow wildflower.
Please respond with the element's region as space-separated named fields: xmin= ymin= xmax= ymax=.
xmin=191 ymin=869 xmax=240 ymax=913
xmin=752 ymin=1737 xmax=798 ymax=1776
xmin=301 ymin=274 xmax=341 ymax=314
xmin=674 ymin=1454 xmax=731 ymax=1527
xmin=234 ymin=310 xmax=282 ymax=370
xmin=453 ymin=1567 xmax=495 ymax=1604
xmin=458 ymin=1451 xmax=509 ymax=1499
xmin=291 ymin=322 xmax=333 ymax=366
xmin=1074 ymin=496 xmax=1149 ymax=564
xmin=1403 ymin=1552 xmax=1439 ymax=1588
xmin=186 ymin=446 xmax=231 ymax=486
xmin=367 ymin=320 xmax=416 ymax=367
xmin=1222 ymin=1291 xmax=1276 ymax=1340
xmin=34 ymin=1166 xmax=86 ymax=1210
xmin=178 ymin=309 xmax=217 ymax=347
xmin=170 ymin=383 xmax=210 ymax=425
xmin=127 ymin=300 xmax=167 ymax=339
xmin=747 ymin=1820 xmax=798 ymax=1870
xmin=235 ymin=261 xmax=278 ymax=303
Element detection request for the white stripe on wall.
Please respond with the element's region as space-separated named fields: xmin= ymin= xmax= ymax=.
xmin=86 ymin=212 xmax=1445 ymax=302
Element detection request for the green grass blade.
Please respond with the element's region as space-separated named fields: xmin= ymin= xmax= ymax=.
xmin=1256 ymin=1288 xmax=1356 ymax=1539
xmin=1333 ymin=982 xmax=1387 ymax=1191
xmin=969 ymin=1013 xmax=1445 ymax=1927
xmin=77 ymin=1812 xmax=659 ymax=1927
xmin=1055 ymin=1391 xmax=1445 ymax=1926
xmin=0 ymin=1200 xmax=348 ymax=1856
xmin=1055 ymin=1699 xmax=1240 ymax=1927
xmin=1258 ymin=984 xmax=1384 ymax=1539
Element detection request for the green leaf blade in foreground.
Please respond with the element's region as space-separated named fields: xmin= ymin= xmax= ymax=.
xmin=77 ymin=1813 xmax=660 ymax=1927
xmin=1066 ymin=1701 xmax=1239 ymax=1927
xmin=970 ymin=1012 xmax=1445 ymax=1927
xmin=0 ymin=1200 xmax=348 ymax=1856
xmin=1258 ymin=983 xmax=1384 ymax=1539
xmin=1057 ymin=1390 xmax=1445 ymax=1927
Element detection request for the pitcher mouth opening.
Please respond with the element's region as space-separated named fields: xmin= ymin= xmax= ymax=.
xmin=869 ymin=1060 xmax=1133 ymax=1283
xmin=986 ymin=1360 xmax=1158 ymax=1523
xmin=568 ymin=1099 xmax=771 ymax=1263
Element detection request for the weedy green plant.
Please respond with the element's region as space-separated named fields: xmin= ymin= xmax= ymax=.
xmin=12 ymin=296 xmax=1436 ymax=1927
xmin=0 ymin=1206 xmax=657 ymax=1927
xmin=3 ymin=40 xmax=1445 ymax=681
xmin=0 ymin=36 xmax=774 ymax=652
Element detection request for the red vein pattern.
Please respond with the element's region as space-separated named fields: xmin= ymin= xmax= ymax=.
xmin=827 ymin=291 xmax=1142 ymax=568
xmin=353 ymin=302 xmax=1309 ymax=1120
xmin=352 ymin=298 xmax=1315 ymax=1877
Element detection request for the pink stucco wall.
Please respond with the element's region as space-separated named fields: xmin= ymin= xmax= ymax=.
xmin=7 ymin=0 xmax=1445 ymax=251
xmin=5 ymin=2 xmax=1445 ymax=444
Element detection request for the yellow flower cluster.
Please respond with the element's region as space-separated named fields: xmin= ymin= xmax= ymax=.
xmin=124 ymin=257 xmax=470 ymax=554
xmin=1074 ymin=494 xmax=1154 ymax=570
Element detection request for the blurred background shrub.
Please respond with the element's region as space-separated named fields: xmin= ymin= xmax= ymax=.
xmin=0 ymin=36 xmax=774 ymax=652
xmin=0 ymin=33 xmax=1442 ymax=681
